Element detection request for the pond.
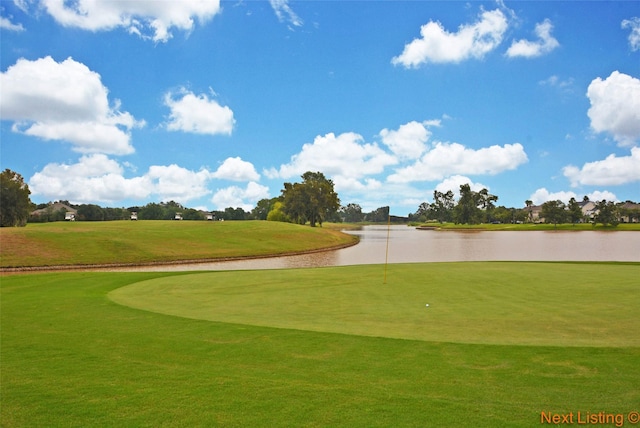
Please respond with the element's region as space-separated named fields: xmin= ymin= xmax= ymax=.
xmin=111 ymin=225 xmax=640 ymax=272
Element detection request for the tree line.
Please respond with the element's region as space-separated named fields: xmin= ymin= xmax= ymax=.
xmin=2 ymin=168 xmax=638 ymax=227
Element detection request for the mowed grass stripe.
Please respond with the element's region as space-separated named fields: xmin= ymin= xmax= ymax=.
xmin=0 ymin=220 xmax=357 ymax=268
xmin=108 ymin=262 xmax=640 ymax=347
xmin=2 ymin=270 xmax=639 ymax=427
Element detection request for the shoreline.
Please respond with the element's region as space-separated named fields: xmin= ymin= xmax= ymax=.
xmin=0 ymin=239 xmax=359 ymax=274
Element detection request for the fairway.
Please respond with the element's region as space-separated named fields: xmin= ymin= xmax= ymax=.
xmin=109 ymin=262 xmax=640 ymax=347
xmin=2 ymin=263 xmax=639 ymax=427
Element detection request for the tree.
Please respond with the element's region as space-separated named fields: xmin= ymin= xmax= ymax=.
xmin=1 ymin=169 xmax=33 ymax=227
xmin=454 ymin=184 xmax=482 ymax=224
xmin=139 ymin=203 xmax=164 ymax=220
xmin=77 ymin=204 xmax=105 ymax=221
xmin=593 ymin=200 xmax=619 ymax=227
xmin=364 ymin=206 xmax=389 ymax=222
xmin=252 ymin=198 xmax=276 ymax=220
xmin=567 ymin=197 xmax=583 ymax=225
xmin=432 ymin=190 xmax=454 ymax=223
xmin=525 ymin=200 xmax=533 ymax=223
xmin=541 ymin=200 xmax=566 ymax=229
xmin=339 ymin=203 xmax=364 ymax=223
xmin=281 ymin=172 xmax=340 ymax=227
xmin=266 ymin=201 xmax=290 ymax=222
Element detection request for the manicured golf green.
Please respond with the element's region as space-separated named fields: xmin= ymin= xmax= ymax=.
xmin=0 ymin=220 xmax=357 ymax=268
xmin=109 ymin=262 xmax=639 ymax=347
xmin=2 ymin=262 xmax=639 ymax=427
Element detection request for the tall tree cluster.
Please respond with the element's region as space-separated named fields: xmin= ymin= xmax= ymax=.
xmin=0 ymin=169 xmax=33 ymax=227
xmin=277 ymin=172 xmax=340 ymax=227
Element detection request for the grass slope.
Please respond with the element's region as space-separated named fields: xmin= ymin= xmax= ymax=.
xmin=2 ymin=264 xmax=639 ymax=427
xmin=0 ymin=221 xmax=357 ymax=268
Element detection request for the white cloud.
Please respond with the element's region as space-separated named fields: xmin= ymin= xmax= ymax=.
xmin=269 ymin=0 xmax=302 ymax=27
xmin=529 ymin=188 xmax=578 ymax=205
xmin=29 ymin=156 xmax=218 ymax=205
xmin=529 ymin=188 xmax=618 ymax=205
xmin=379 ymin=120 xmax=434 ymax=160
xmin=434 ymin=175 xmax=488 ymax=198
xmin=622 ymin=17 xmax=640 ymax=51
xmin=13 ymin=0 xmax=30 ymax=14
xmin=387 ymin=142 xmax=528 ymax=183
xmin=539 ymin=75 xmax=574 ymax=93
xmin=563 ymin=147 xmax=640 ymax=187
xmin=0 ymin=56 xmax=143 ymax=155
xmin=391 ymin=9 xmax=508 ymax=67
xmin=40 ymin=0 xmax=221 ymax=42
xmin=164 ymin=89 xmax=235 ymax=136
xmin=266 ymin=132 xmax=397 ymax=181
xmin=587 ymin=190 xmax=618 ymax=202
xmin=0 ymin=14 xmax=24 ymax=31
xmin=587 ymin=71 xmax=640 ymax=147
xmin=211 ymin=182 xmax=270 ymax=211
xmin=29 ymin=154 xmax=151 ymax=203
xmin=212 ymin=157 xmax=260 ymax=181
xmin=506 ymin=19 xmax=559 ymax=58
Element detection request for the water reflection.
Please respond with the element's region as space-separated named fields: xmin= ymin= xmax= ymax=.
xmin=107 ymin=225 xmax=639 ymax=272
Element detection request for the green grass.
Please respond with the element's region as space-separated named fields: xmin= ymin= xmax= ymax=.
xmin=109 ymin=262 xmax=640 ymax=347
xmin=2 ymin=263 xmax=638 ymax=427
xmin=417 ymin=222 xmax=640 ymax=231
xmin=0 ymin=221 xmax=357 ymax=268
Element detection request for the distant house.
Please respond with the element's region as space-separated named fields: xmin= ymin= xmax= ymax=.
xmin=206 ymin=213 xmax=214 ymax=221
xmin=130 ymin=212 xmax=138 ymax=221
xmin=65 ymin=212 xmax=76 ymax=221
xmin=174 ymin=213 xmax=183 ymax=220
xmin=31 ymin=202 xmax=77 ymax=219
xmin=525 ymin=205 xmax=543 ymax=222
xmin=578 ymin=200 xmax=597 ymax=222
xmin=619 ymin=202 xmax=640 ymax=223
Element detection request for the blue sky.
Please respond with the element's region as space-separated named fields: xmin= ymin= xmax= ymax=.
xmin=1 ymin=1 xmax=639 ymax=215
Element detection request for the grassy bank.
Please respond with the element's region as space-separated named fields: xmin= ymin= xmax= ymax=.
xmin=0 ymin=220 xmax=358 ymax=269
xmin=415 ymin=222 xmax=640 ymax=231
xmin=2 ymin=263 xmax=638 ymax=426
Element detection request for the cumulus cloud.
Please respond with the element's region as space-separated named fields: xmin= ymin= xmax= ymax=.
xmin=529 ymin=188 xmax=618 ymax=205
xmin=164 ymin=89 xmax=235 ymax=136
xmin=506 ymin=19 xmax=559 ymax=58
xmin=146 ymin=164 xmax=213 ymax=202
xmin=0 ymin=56 xmax=143 ymax=155
xmin=563 ymin=147 xmax=640 ymax=187
xmin=269 ymin=0 xmax=302 ymax=27
xmin=211 ymin=157 xmax=260 ymax=181
xmin=265 ymin=132 xmax=397 ymax=185
xmin=391 ymin=9 xmax=508 ymax=67
xmin=29 ymin=154 xmax=151 ymax=203
xmin=379 ymin=120 xmax=435 ymax=160
xmin=434 ymin=175 xmax=488 ymax=198
xmin=211 ymin=182 xmax=270 ymax=211
xmin=529 ymin=188 xmax=578 ymax=205
xmin=40 ymin=0 xmax=221 ymax=42
xmin=0 ymin=14 xmax=24 ymax=31
xmin=28 ymin=155 xmax=217 ymax=204
xmin=587 ymin=71 xmax=640 ymax=147
xmin=622 ymin=17 xmax=640 ymax=51
xmin=387 ymin=142 xmax=528 ymax=183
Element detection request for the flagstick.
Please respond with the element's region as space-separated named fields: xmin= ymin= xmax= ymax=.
xmin=384 ymin=212 xmax=390 ymax=284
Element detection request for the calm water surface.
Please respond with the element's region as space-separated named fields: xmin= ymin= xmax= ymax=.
xmin=110 ymin=226 xmax=640 ymax=272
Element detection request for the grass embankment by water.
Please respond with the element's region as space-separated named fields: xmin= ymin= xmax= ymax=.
xmin=2 ymin=263 xmax=639 ymax=426
xmin=0 ymin=220 xmax=358 ymax=269
xmin=415 ymin=222 xmax=640 ymax=231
